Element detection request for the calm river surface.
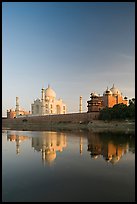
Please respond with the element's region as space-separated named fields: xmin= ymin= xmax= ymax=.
xmin=2 ymin=130 xmax=135 ymax=202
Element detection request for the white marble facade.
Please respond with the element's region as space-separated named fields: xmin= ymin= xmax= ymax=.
xmin=31 ymin=85 xmax=66 ymax=115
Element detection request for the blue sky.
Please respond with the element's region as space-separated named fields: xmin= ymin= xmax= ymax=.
xmin=2 ymin=2 xmax=135 ymax=116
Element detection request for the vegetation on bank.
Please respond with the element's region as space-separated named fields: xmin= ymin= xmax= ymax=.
xmin=99 ymin=98 xmax=135 ymax=121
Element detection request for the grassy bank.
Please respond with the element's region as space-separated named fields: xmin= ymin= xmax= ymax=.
xmin=87 ymin=120 xmax=135 ymax=133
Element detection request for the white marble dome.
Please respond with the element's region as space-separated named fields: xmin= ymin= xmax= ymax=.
xmin=45 ymin=85 xmax=56 ymax=98
xmin=45 ymin=151 xmax=56 ymax=163
xmin=110 ymin=84 xmax=121 ymax=95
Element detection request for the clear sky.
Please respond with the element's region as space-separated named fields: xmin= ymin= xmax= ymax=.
xmin=2 ymin=2 xmax=135 ymax=116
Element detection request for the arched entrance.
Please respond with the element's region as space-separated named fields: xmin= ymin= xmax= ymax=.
xmin=56 ymin=105 xmax=61 ymax=114
xmin=36 ymin=105 xmax=39 ymax=114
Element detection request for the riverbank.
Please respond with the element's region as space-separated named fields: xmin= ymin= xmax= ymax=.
xmin=87 ymin=120 xmax=135 ymax=133
xmin=2 ymin=117 xmax=135 ymax=133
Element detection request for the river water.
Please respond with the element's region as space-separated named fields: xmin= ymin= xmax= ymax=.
xmin=2 ymin=130 xmax=135 ymax=202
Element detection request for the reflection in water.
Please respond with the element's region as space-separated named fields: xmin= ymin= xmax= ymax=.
xmin=3 ymin=130 xmax=135 ymax=202
xmin=6 ymin=131 xmax=134 ymax=165
xmin=87 ymin=132 xmax=129 ymax=164
xmin=79 ymin=137 xmax=83 ymax=155
xmin=31 ymin=132 xmax=67 ymax=165
xmin=7 ymin=134 xmax=29 ymax=155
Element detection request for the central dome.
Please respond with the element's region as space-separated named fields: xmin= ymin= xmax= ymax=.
xmin=45 ymin=85 xmax=56 ymax=98
xmin=45 ymin=151 xmax=56 ymax=163
xmin=110 ymin=84 xmax=121 ymax=95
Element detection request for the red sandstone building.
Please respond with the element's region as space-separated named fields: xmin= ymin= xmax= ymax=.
xmin=7 ymin=97 xmax=30 ymax=119
xmin=87 ymin=84 xmax=128 ymax=112
xmin=7 ymin=109 xmax=30 ymax=119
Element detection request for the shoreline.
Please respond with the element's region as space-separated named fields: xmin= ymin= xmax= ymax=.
xmin=2 ymin=118 xmax=135 ymax=133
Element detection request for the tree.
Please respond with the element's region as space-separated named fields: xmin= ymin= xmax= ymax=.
xmin=99 ymin=100 xmax=135 ymax=120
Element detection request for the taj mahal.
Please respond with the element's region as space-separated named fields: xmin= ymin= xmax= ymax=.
xmin=31 ymin=85 xmax=66 ymax=115
xmin=7 ymin=85 xmax=67 ymax=118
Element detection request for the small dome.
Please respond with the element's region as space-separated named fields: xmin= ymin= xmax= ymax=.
xmin=45 ymin=85 xmax=56 ymax=98
xmin=109 ymin=156 xmax=120 ymax=164
xmin=36 ymin=98 xmax=40 ymax=102
xmin=103 ymin=87 xmax=112 ymax=95
xmin=110 ymin=84 xmax=121 ymax=95
xmin=91 ymin=92 xmax=99 ymax=98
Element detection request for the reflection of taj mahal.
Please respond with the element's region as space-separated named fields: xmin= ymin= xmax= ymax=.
xmin=32 ymin=132 xmax=67 ymax=164
xmin=6 ymin=132 xmax=130 ymax=165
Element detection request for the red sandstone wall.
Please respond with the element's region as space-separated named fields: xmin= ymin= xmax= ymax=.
xmin=2 ymin=112 xmax=100 ymax=130
xmin=117 ymin=95 xmax=128 ymax=106
xmin=7 ymin=111 xmax=16 ymax=119
xmin=7 ymin=110 xmax=30 ymax=119
xmin=24 ymin=112 xmax=99 ymax=123
xmin=122 ymin=100 xmax=128 ymax=106
xmin=102 ymin=95 xmax=128 ymax=108
xmin=107 ymin=95 xmax=117 ymax=107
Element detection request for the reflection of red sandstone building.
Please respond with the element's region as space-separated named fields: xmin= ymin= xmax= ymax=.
xmin=102 ymin=142 xmax=128 ymax=164
xmin=7 ymin=134 xmax=29 ymax=154
xmin=7 ymin=135 xmax=28 ymax=142
xmin=87 ymin=84 xmax=128 ymax=112
xmin=87 ymin=134 xmax=129 ymax=164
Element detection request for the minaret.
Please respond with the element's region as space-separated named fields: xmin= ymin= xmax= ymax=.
xmin=79 ymin=96 xmax=82 ymax=113
xmin=42 ymin=145 xmax=46 ymax=166
xmin=16 ymin=136 xmax=20 ymax=155
xmin=15 ymin=97 xmax=19 ymax=117
xmin=41 ymin=88 xmax=45 ymax=115
xmin=80 ymin=137 xmax=83 ymax=155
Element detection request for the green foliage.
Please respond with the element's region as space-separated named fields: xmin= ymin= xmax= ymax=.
xmin=99 ymin=98 xmax=135 ymax=120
